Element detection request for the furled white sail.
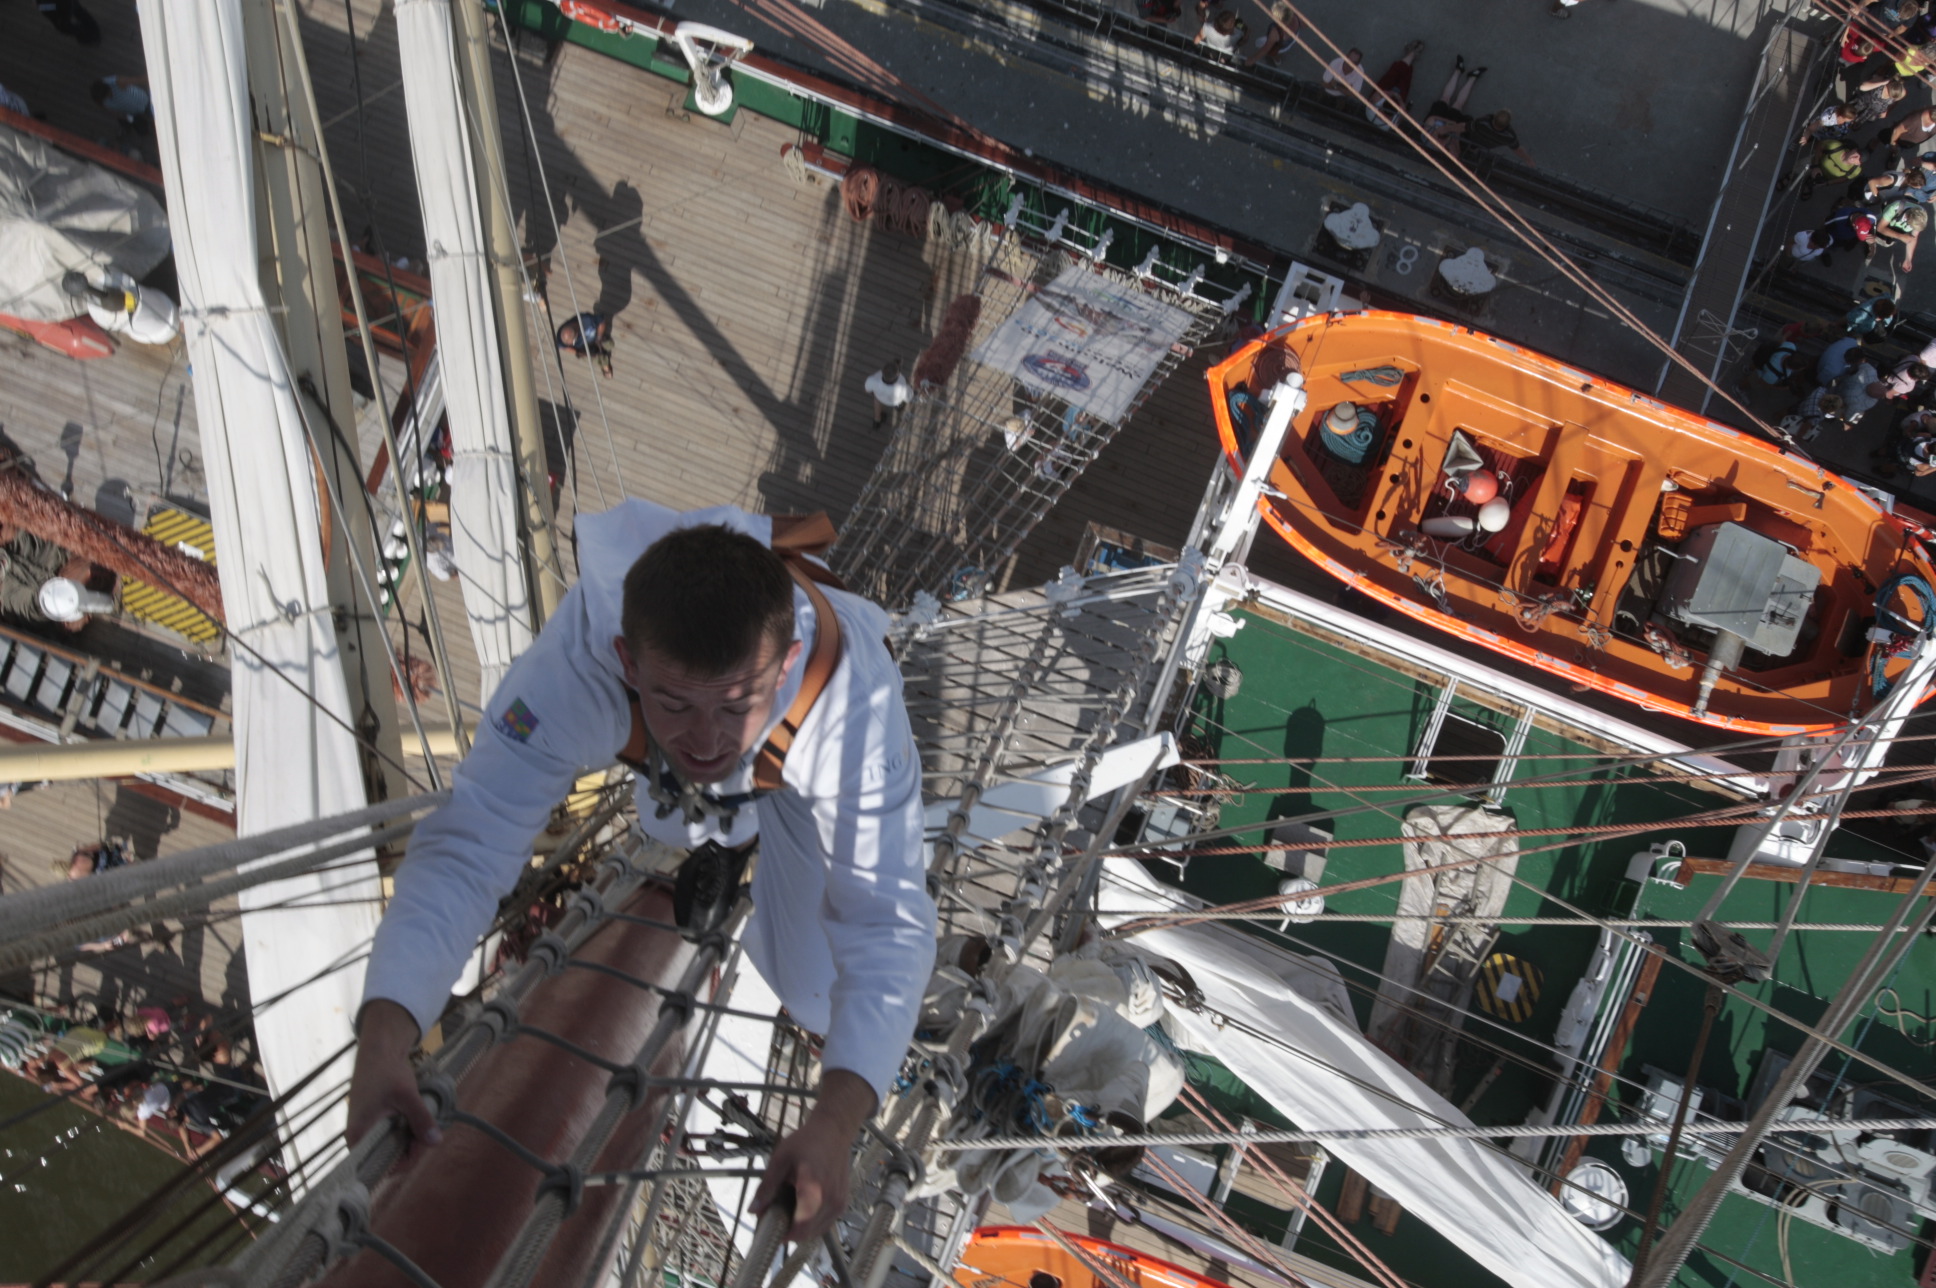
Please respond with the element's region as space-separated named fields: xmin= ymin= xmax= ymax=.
xmin=396 ymin=0 xmax=535 ymax=703
xmin=137 ymin=0 xmax=378 ymax=1189
xmin=1101 ymin=863 xmax=1631 ymax=1288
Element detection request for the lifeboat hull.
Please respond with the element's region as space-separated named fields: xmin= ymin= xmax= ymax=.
xmin=955 ymin=1226 xmax=1235 ymax=1288
xmin=1209 ymin=311 xmax=1936 ymax=735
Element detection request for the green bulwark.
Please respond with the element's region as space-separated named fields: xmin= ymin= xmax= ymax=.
xmin=1171 ymin=604 xmax=1935 ymax=1288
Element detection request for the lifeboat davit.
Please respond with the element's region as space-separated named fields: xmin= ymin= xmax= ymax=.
xmin=1209 ymin=311 xmax=1936 ymax=734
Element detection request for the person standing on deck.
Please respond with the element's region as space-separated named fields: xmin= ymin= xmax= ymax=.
xmin=349 ymin=501 xmax=936 ymax=1244
xmin=555 ymin=311 xmax=615 ymax=378
xmin=89 ymin=74 xmax=151 ymax=126
xmin=865 ymin=358 xmax=913 ymax=428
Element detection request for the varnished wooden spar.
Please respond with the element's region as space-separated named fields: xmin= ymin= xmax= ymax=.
xmin=1208 ymin=311 xmax=1936 ymax=735
xmin=315 ymin=885 xmax=698 ymax=1288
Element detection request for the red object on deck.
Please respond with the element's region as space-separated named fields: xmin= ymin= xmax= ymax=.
xmin=0 ymin=313 xmax=115 ymax=359
xmin=315 ymin=884 xmax=699 ymax=1288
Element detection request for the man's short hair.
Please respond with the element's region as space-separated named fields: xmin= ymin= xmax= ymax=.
xmin=621 ymin=525 xmax=795 ymax=676
xmin=89 ymin=80 xmax=110 ymax=105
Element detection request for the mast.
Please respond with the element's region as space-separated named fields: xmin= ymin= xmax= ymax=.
xmin=240 ymin=0 xmax=408 ymax=804
xmin=137 ymin=0 xmax=388 ymax=1190
xmin=452 ymin=0 xmax=563 ymax=622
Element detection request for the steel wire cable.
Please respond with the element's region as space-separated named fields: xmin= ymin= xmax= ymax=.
xmin=253 ymin=5 xmax=449 ymax=775
xmin=1173 ymin=1081 xmax=1407 ymax=1288
xmin=1122 ymin=677 xmax=1936 ymax=867
xmin=0 ymin=790 xmax=444 ymax=942
xmin=40 ymin=1037 xmax=356 ymax=1287
xmin=1192 ymin=608 xmax=1936 ymax=879
xmin=1098 ymin=787 xmax=1931 ymax=935
xmin=1101 ymin=752 xmax=1936 ymax=882
xmin=324 ymin=0 xmax=475 ymax=765
xmin=481 ymin=900 xmax=751 ymax=1288
xmin=1138 ymin=1150 xmax=1322 ymax=1288
xmin=1100 ymin=732 xmax=1936 ymax=1113
xmin=0 ymin=457 xmax=434 ymax=795
xmin=1201 ymin=600 xmax=1936 ymax=789
xmin=0 ymin=816 xmax=427 ymax=973
xmin=992 ymin=983 xmax=1936 ymax=1265
xmin=100 ymin=1083 xmax=358 ymax=1285
xmin=240 ymin=842 xmax=668 ymax=1288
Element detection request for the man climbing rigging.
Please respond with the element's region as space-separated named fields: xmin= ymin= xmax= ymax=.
xmin=347 ymin=500 xmax=935 ymax=1245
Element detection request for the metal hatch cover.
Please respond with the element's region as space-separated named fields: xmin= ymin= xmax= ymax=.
xmin=1659 ymin=522 xmax=1822 ymax=656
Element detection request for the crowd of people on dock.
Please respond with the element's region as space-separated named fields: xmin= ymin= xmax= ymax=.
xmin=1764 ymin=0 xmax=1936 ymax=474
xmin=1 ymin=992 xmax=271 ymax=1167
xmin=1 ymin=837 xmax=272 ymax=1171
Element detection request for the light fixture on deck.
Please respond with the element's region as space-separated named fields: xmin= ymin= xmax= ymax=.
xmin=671 ymin=23 xmax=754 ymax=117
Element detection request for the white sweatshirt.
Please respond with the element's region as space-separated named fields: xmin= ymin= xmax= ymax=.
xmin=363 ymin=501 xmax=935 ymax=1097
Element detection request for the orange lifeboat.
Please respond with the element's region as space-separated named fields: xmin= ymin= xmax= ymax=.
xmin=1208 ymin=311 xmax=1936 ymax=735
xmin=955 ymin=1226 xmax=1234 ymax=1288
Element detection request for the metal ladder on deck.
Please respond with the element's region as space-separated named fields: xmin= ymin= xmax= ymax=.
xmin=0 ymin=634 xmax=218 ymax=742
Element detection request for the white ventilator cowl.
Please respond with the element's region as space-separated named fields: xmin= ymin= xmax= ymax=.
xmin=36 ymin=577 xmax=110 ymax=621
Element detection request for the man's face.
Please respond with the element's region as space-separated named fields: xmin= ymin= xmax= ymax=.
xmin=615 ymin=636 xmax=802 ymax=783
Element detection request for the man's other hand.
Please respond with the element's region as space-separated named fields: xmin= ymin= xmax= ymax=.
xmin=345 ymin=999 xmax=441 ymax=1153
xmin=751 ymin=1068 xmax=877 ymax=1243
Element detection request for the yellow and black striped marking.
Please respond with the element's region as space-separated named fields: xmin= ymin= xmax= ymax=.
xmin=1475 ymin=952 xmax=1543 ymax=1023
xmin=123 ymin=509 xmax=220 ymax=644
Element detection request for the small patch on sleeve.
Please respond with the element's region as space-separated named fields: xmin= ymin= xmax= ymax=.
xmin=494 ymin=697 xmax=540 ymax=743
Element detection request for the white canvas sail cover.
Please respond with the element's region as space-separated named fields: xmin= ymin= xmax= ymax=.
xmin=0 ymin=123 xmax=171 ymax=322
xmin=1100 ymin=863 xmax=1631 ymax=1288
xmin=138 ymin=0 xmax=379 ymax=1188
xmin=396 ymin=0 xmax=535 ymax=703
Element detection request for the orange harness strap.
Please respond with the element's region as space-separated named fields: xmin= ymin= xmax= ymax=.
xmin=619 ymin=514 xmax=847 ymax=796
xmin=751 ymin=565 xmax=843 ymax=792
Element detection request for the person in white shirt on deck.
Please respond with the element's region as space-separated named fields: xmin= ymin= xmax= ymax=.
xmin=348 ymin=500 xmax=936 ymax=1244
xmin=864 ymin=358 xmax=913 ymax=428
xmin=1321 ymin=49 xmax=1365 ymax=99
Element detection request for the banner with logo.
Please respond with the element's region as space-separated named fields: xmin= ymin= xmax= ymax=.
xmin=971 ymin=265 xmax=1195 ymax=423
